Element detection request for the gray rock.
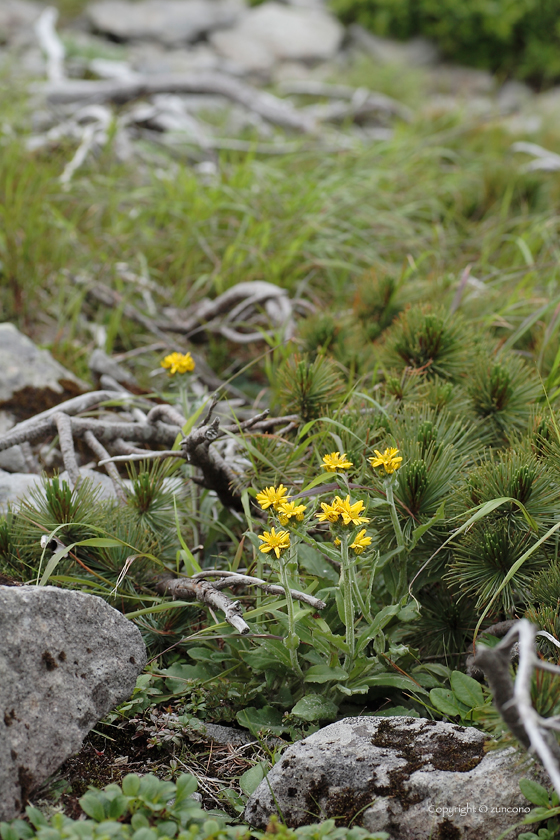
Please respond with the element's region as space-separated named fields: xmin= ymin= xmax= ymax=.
xmin=0 ymin=469 xmax=42 ymax=512
xmin=210 ymin=2 xmax=344 ymax=73
xmin=0 ymin=413 xmax=26 ymax=473
xmin=349 ymin=25 xmax=438 ymax=67
xmin=244 ymin=716 xmax=541 ymax=839
xmin=87 ymin=0 xmax=246 ymax=46
xmin=0 ymin=324 xmax=88 ymax=421
xmin=0 ymin=585 xmax=146 ymax=818
xmin=0 ymin=0 xmax=42 ymax=45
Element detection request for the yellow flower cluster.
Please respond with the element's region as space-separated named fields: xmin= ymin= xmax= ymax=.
xmin=322 ymin=451 xmax=353 ymax=472
xmin=369 ymin=447 xmax=402 ymax=474
xmin=256 ymin=484 xmax=290 ymax=511
xmin=316 ymin=495 xmax=370 ymax=527
xmin=335 ymin=530 xmax=373 ymax=555
xmin=161 ymin=351 xmax=196 ymax=375
xmin=258 ymin=527 xmax=290 ymax=558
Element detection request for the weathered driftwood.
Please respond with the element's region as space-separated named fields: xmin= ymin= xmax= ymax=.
xmin=156 ymin=572 xmax=251 ymax=634
xmin=36 ymin=73 xmax=317 ymax=134
xmin=192 ymin=569 xmax=326 ymax=610
xmin=0 ymin=380 xmax=298 ymax=509
xmin=155 ymin=570 xmax=326 ymax=635
xmin=474 ymin=619 xmax=560 ymax=794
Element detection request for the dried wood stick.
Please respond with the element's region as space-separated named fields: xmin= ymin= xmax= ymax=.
xmin=53 ymin=412 xmax=80 ymax=487
xmin=98 ymin=450 xmax=184 ymax=465
xmin=155 ymin=574 xmax=250 ymax=634
xmin=37 ymin=73 xmax=317 ymax=134
xmin=192 ymin=570 xmax=326 ymax=609
xmin=146 ymin=404 xmax=187 ymax=428
xmin=10 ymin=390 xmax=145 ymax=435
xmin=35 ymin=6 xmax=65 ymax=83
xmin=83 ymin=430 xmax=127 ymax=504
xmin=475 ymin=619 xmax=560 ymax=793
xmin=0 ymin=416 xmax=180 ymax=452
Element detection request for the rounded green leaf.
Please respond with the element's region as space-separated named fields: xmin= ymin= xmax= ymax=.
xmin=78 ymin=793 xmax=106 ymax=822
xmin=519 ymin=778 xmax=550 ymax=807
xmin=122 ymin=774 xmax=141 ymax=797
xmin=450 ymin=671 xmax=484 ymax=709
xmin=291 ymin=694 xmax=338 ymax=722
xmin=304 ymin=665 xmax=349 ymax=683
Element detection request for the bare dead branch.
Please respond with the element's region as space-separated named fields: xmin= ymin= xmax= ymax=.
xmin=192 ymin=569 xmax=326 ymax=609
xmin=37 ymin=73 xmax=317 ymax=134
xmin=155 ymin=574 xmax=250 ymax=634
xmin=475 ymin=619 xmax=560 ymax=794
xmin=83 ymin=429 xmax=127 ymax=504
xmin=53 ymin=412 xmax=80 ymax=487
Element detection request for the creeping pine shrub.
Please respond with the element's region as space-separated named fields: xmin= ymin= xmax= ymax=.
xmin=329 ymin=0 xmax=560 ymax=86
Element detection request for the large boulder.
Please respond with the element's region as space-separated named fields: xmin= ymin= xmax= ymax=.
xmin=244 ymin=716 xmax=540 ymax=839
xmin=0 ymin=586 xmax=146 ymax=819
xmin=210 ymin=2 xmax=344 ymax=73
xmin=0 ymin=324 xmax=88 ymax=421
xmin=87 ymin=0 xmax=246 ymax=45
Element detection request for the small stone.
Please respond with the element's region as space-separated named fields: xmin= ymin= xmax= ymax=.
xmin=0 ymin=324 xmax=88 ymax=421
xmin=0 ymin=470 xmax=41 ymax=512
xmin=0 ymin=586 xmax=146 ymax=819
xmin=210 ymin=2 xmax=344 ymax=74
xmin=0 ymin=0 xmax=42 ymax=45
xmin=349 ymin=25 xmax=438 ymax=67
xmin=87 ymin=0 xmax=247 ymax=46
xmin=244 ymin=716 xmax=542 ymax=839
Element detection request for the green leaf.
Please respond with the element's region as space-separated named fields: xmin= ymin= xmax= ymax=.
xmin=182 ymin=399 xmax=211 ymax=436
xmin=429 ymin=688 xmax=469 ymax=718
xmin=291 ymin=694 xmax=338 ymax=721
xmin=410 ymin=502 xmax=445 ymax=550
xmin=122 ymin=774 xmax=141 ymax=797
xmin=173 ymin=497 xmax=201 ymax=574
xmin=297 ymin=543 xmax=339 ymax=583
xmin=519 ymin=778 xmax=550 ymax=807
xmin=356 ymin=606 xmax=400 ymax=653
xmin=301 ymin=473 xmax=338 ymax=492
xmin=161 ymin=662 xmax=216 ymax=694
xmin=236 ymin=705 xmax=287 ymax=736
xmin=450 ymin=671 xmax=484 ymax=709
xmin=365 ymin=674 xmax=428 ymax=694
xmin=78 ymin=792 xmax=106 ymax=821
xmin=239 ymin=763 xmax=266 ymax=796
xmin=106 ymin=795 xmax=128 ymax=819
xmin=304 ymin=664 xmax=349 ymax=683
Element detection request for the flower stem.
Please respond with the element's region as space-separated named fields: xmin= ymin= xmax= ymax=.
xmin=385 ymin=479 xmax=407 ymax=600
xmin=278 ymin=547 xmax=304 ymax=679
xmin=340 ymin=534 xmax=355 ymax=671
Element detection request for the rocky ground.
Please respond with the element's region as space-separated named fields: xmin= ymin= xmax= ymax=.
xmin=4 ymin=0 xmax=560 ymax=184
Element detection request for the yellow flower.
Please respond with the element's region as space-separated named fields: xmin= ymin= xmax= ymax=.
xmin=256 ymin=485 xmax=290 ymax=511
xmin=161 ymin=351 xmax=196 ymax=375
xmin=369 ymin=447 xmax=402 ymax=475
xmin=334 ymin=537 xmax=341 ymax=546
xmin=322 ymin=452 xmax=354 ymax=472
xmin=316 ymin=500 xmax=341 ymax=523
xmin=336 ymin=495 xmax=370 ymax=526
xmin=258 ymin=527 xmax=290 ymax=559
xmin=277 ymin=500 xmax=307 ymax=525
xmin=350 ymin=529 xmax=372 ymax=555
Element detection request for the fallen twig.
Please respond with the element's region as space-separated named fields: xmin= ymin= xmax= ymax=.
xmin=474 ymin=618 xmax=560 ymax=794
xmin=192 ymin=569 xmax=326 ymax=609
xmin=155 ymin=573 xmax=251 ymax=634
xmin=35 ymin=73 xmax=317 ymax=134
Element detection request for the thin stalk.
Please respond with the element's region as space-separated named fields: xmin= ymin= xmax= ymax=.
xmin=349 ymin=554 xmax=372 ymax=624
xmin=385 ymin=478 xmax=407 ymax=600
xmin=340 ymin=534 xmax=355 ymax=671
xmin=278 ymin=546 xmax=304 ymax=679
